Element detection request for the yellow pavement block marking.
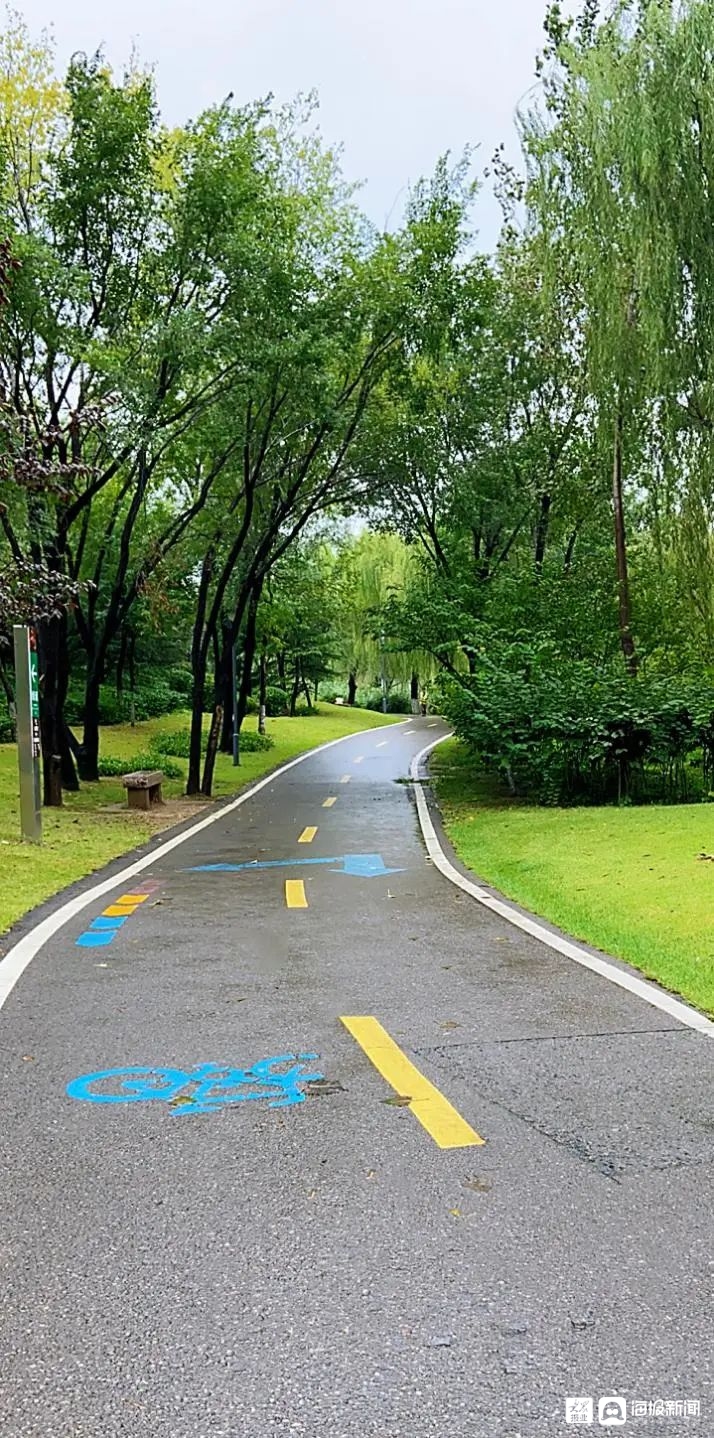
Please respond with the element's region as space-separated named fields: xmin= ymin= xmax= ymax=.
xmin=285 ymin=879 xmax=308 ymax=909
xmin=298 ymin=826 xmax=318 ymax=843
xmin=340 ymin=774 xmax=351 ymax=784
xmin=340 ymin=1015 xmax=484 ymax=1150
xmin=116 ymin=894 xmax=150 ymax=905
xmin=103 ymin=903 xmax=140 ymax=918
xmin=322 ymin=797 xmax=337 ymax=808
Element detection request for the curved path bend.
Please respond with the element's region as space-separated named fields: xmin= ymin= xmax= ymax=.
xmin=1 ymin=719 xmax=712 ymax=1438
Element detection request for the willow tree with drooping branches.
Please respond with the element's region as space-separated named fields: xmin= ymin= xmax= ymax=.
xmin=524 ymin=0 xmax=714 ymax=672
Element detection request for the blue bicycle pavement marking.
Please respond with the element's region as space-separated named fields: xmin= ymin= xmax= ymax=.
xmin=186 ymin=852 xmax=404 ymax=878
xmin=66 ymin=1055 xmax=325 ymax=1114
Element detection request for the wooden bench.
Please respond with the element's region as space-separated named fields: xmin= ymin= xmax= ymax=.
xmin=122 ymin=769 xmax=164 ymax=811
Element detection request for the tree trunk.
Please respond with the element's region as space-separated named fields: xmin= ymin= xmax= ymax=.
xmin=612 ymin=412 xmax=638 ymax=676
xmin=277 ymin=651 xmax=286 ymax=685
xmin=410 ymin=671 xmax=419 ymax=715
xmin=0 ymin=655 xmax=14 ymax=711
xmin=218 ymin=619 xmax=234 ymax=753
xmin=201 ymin=704 xmax=222 ymax=798
xmin=233 ymin=590 xmax=260 ymax=737
xmin=347 ymin=671 xmax=357 ymax=706
xmin=116 ymin=625 xmax=128 ymax=695
xmin=187 ymin=672 xmax=205 ymax=796
xmin=37 ymin=612 xmax=78 ymax=804
xmin=301 ymin=664 xmax=312 ymax=709
xmin=258 ymin=651 xmax=267 ymax=735
xmin=187 ymin=554 xmax=213 ymax=796
xmin=77 ymin=669 xmax=101 ymax=782
xmin=534 ymin=492 xmax=551 ymax=570
xmin=127 ymin=629 xmax=137 ymax=694
xmin=290 ymin=658 xmax=301 ymax=716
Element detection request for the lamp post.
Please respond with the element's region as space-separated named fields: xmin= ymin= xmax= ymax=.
xmin=232 ymin=641 xmax=240 ymax=766
xmin=13 ymin=624 xmax=42 ymax=843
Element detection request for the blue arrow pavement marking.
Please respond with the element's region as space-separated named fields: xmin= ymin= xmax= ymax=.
xmin=337 ymin=853 xmax=403 ymax=878
xmin=186 ymin=853 xmax=404 ymax=878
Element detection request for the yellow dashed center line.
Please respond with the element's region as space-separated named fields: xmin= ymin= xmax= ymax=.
xmin=285 ymin=879 xmax=308 ymax=909
xmin=322 ymin=797 xmax=337 ymax=808
xmin=298 ymin=826 xmax=317 ymax=843
xmin=427 ymin=722 xmax=438 ymax=728
xmin=376 ymin=741 xmax=388 ymax=748
xmin=404 ymin=729 xmax=415 ymax=735
xmin=340 ymin=1015 xmax=484 ymax=1150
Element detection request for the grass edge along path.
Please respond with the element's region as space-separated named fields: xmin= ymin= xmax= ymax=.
xmin=431 ymin=738 xmax=714 ymax=1018
xmin=0 ymin=706 xmax=401 ymax=938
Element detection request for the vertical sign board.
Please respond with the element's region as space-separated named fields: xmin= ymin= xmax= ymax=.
xmin=13 ymin=625 xmax=42 ymax=843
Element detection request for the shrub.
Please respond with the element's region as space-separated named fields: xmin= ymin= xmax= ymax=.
xmin=437 ymin=643 xmax=714 ymax=806
xmin=264 ymin=686 xmax=289 ymax=716
xmin=150 ymin=728 xmax=194 ymax=758
xmin=97 ymin=752 xmax=183 ymax=780
xmin=65 ymin=680 xmax=185 ymax=727
xmin=0 ymin=710 xmax=15 ymax=743
xmin=354 ymin=687 xmax=410 ymax=713
xmin=237 ymin=729 xmax=274 ymax=752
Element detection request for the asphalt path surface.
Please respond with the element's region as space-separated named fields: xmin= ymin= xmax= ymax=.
xmin=1 ymin=718 xmax=712 ymax=1438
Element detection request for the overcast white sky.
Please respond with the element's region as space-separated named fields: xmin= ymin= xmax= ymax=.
xmin=17 ymin=0 xmax=567 ymax=250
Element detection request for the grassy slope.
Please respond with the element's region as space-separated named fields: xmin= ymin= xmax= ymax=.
xmin=432 ymin=738 xmax=714 ymax=1017
xmin=0 ymin=706 xmax=400 ymax=937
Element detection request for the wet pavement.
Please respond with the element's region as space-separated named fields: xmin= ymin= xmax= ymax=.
xmin=0 ymin=718 xmax=712 ymax=1437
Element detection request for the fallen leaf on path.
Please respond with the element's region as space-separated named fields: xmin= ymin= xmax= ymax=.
xmin=449 ymin=1207 xmax=463 ymax=1218
xmin=441 ymin=1020 xmax=461 ymax=1032
xmin=381 ymin=1094 xmax=412 ymax=1107
xmin=463 ymin=1176 xmax=492 ymax=1193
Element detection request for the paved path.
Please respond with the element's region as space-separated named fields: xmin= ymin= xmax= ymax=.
xmin=1 ymin=720 xmax=712 ymax=1438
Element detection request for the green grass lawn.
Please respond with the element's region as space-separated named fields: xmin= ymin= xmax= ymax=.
xmin=431 ymin=738 xmax=714 ymax=1017
xmin=0 ymin=705 xmax=400 ymax=937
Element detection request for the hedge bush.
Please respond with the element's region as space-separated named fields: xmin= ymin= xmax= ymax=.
xmin=264 ymin=686 xmax=289 ymax=716
xmin=354 ymin=687 xmax=411 ymax=714
xmin=151 ymin=727 xmax=274 ymax=757
xmin=438 ymin=643 xmax=714 ymax=805
xmin=237 ymin=729 xmax=274 ymax=752
xmin=97 ymin=752 xmax=183 ymax=779
xmin=65 ymin=679 xmax=188 ymax=727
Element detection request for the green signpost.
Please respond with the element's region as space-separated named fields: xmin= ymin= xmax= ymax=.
xmin=13 ymin=624 xmax=42 ymax=844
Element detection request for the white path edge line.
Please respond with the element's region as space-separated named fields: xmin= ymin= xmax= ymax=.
xmin=0 ymin=720 xmax=411 ymax=1016
xmin=412 ymin=734 xmax=714 ymax=1039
